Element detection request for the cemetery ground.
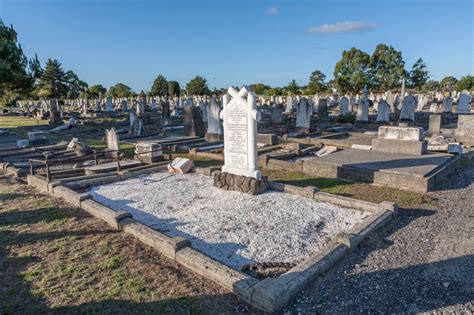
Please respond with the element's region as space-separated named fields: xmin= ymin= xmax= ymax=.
xmin=1 ymin=153 xmax=472 ymax=313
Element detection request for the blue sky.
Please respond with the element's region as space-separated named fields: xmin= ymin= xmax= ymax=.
xmin=2 ymin=0 xmax=473 ymax=91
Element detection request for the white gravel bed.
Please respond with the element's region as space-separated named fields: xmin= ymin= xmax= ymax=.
xmin=89 ymin=172 xmax=369 ymax=270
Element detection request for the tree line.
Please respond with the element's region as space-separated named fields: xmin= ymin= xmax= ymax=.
xmin=1 ymin=19 xmax=473 ymax=107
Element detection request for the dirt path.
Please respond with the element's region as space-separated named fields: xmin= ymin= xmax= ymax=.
xmin=286 ymin=159 xmax=474 ymax=314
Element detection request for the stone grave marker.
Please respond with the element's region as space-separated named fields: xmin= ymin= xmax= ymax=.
xmin=105 ymin=96 xmax=114 ymax=112
xmin=183 ymin=106 xmax=205 ymax=137
xmin=106 ymin=127 xmax=120 ymax=151
xmin=399 ymin=95 xmax=417 ymax=121
xmin=295 ymin=97 xmax=312 ymax=132
xmin=428 ymin=114 xmax=441 ymax=134
xmin=220 ymin=86 xmax=261 ymax=179
xmin=205 ymin=95 xmax=224 ymax=141
xmin=285 ymin=96 xmax=294 ymax=113
xmin=376 ymin=99 xmax=390 ymax=123
xmin=339 ymin=96 xmax=349 ymax=115
xmin=456 ymin=91 xmax=471 ymax=114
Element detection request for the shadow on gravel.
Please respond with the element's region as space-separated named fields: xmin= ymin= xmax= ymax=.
xmin=290 ymin=205 xmax=473 ymax=314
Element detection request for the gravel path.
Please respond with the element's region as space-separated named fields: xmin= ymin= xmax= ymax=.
xmin=285 ymin=159 xmax=474 ymax=314
xmin=90 ymin=173 xmax=368 ymax=270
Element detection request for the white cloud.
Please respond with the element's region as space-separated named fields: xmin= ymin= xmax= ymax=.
xmin=309 ymin=22 xmax=377 ymax=33
xmin=266 ymin=6 xmax=279 ymax=16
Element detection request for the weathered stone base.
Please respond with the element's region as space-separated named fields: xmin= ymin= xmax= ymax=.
xmin=372 ymin=138 xmax=427 ymax=155
xmin=213 ymin=171 xmax=269 ymax=195
xmin=205 ymin=133 xmax=224 ymax=142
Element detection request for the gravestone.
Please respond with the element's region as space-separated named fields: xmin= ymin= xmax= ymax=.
xmin=356 ymin=99 xmax=369 ymax=122
xmin=285 ymin=96 xmax=294 ymax=113
xmin=150 ymin=98 xmax=158 ymax=112
xmin=105 ymin=96 xmax=114 ymax=112
xmin=106 ymin=127 xmax=120 ymax=151
xmin=442 ymin=97 xmax=453 ymax=112
xmin=386 ymin=92 xmax=395 ymax=112
xmin=454 ymin=114 xmax=474 ymax=145
xmin=316 ymin=98 xmax=328 ymax=117
xmin=205 ymin=95 xmax=224 ymax=141
xmin=456 ymin=91 xmax=471 ymax=114
xmin=376 ymin=99 xmax=390 ymax=123
xmin=399 ymin=95 xmax=417 ymax=121
xmin=220 ymin=87 xmax=261 ymax=179
xmin=161 ymin=97 xmax=170 ymax=119
xmin=295 ymin=97 xmax=312 ymax=132
xmin=428 ymin=114 xmax=441 ymax=134
xmin=183 ymin=106 xmax=205 ymax=137
xmin=339 ymin=96 xmax=349 ymax=115
xmin=271 ymin=107 xmax=283 ymax=124
xmin=121 ymin=100 xmax=128 ymax=111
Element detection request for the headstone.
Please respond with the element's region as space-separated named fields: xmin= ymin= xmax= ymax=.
xmin=428 ymin=114 xmax=441 ymax=134
xmin=295 ymin=97 xmax=312 ymax=132
xmin=121 ymin=100 xmax=128 ymax=111
xmin=456 ymin=91 xmax=471 ymax=113
xmin=356 ymin=99 xmax=369 ymax=122
xmin=339 ymin=96 xmax=349 ymax=115
xmin=376 ymin=99 xmax=390 ymax=122
xmin=220 ymin=86 xmax=262 ymax=179
xmin=386 ymin=92 xmax=395 ymax=112
xmin=442 ymin=97 xmax=453 ymax=112
xmin=106 ymin=127 xmax=120 ymax=151
xmin=271 ymin=107 xmax=283 ymax=124
xmin=105 ymin=96 xmax=114 ymax=112
xmin=205 ymin=95 xmax=224 ymax=141
xmin=399 ymin=95 xmax=417 ymax=121
xmin=285 ymin=96 xmax=294 ymax=114
xmin=454 ymin=114 xmax=474 ymax=144
xmin=183 ymin=106 xmax=205 ymax=137
xmin=316 ymin=98 xmax=328 ymax=117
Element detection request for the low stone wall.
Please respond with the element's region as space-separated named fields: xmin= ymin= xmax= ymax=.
xmin=213 ymin=171 xmax=269 ymax=195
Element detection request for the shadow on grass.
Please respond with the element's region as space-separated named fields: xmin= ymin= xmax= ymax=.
xmin=0 ymin=192 xmax=26 ymax=202
xmin=277 ymin=177 xmax=354 ymax=191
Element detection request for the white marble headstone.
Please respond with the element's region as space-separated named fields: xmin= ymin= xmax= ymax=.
xmin=220 ymin=86 xmax=261 ymax=179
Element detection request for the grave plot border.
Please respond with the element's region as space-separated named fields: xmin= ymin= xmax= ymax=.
xmin=24 ymin=166 xmax=397 ymax=313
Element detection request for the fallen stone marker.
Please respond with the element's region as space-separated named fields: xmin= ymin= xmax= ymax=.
xmin=167 ymin=157 xmax=193 ymax=174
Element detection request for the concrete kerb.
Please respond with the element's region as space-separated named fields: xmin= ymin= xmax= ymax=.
xmin=81 ymin=199 xmax=131 ymax=230
xmin=119 ymin=217 xmax=190 ymax=260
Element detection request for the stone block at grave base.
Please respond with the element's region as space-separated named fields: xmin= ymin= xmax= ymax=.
xmin=135 ymin=142 xmax=163 ymax=164
xmin=213 ymin=171 xmax=268 ymax=195
xmin=205 ymin=133 xmax=224 ymax=142
xmin=378 ymin=126 xmax=423 ymax=141
xmin=257 ymin=133 xmax=278 ymax=145
xmin=372 ymin=139 xmax=427 ymax=155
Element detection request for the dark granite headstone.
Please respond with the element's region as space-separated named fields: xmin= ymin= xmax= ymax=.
xmin=184 ymin=106 xmax=205 ymax=137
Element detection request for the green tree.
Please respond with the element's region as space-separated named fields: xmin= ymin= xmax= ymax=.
xmin=456 ymin=76 xmax=474 ymax=91
xmin=186 ymin=75 xmax=210 ymax=95
xmin=108 ymin=83 xmax=132 ymax=98
xmin=87 ymin=84 xmax=107 ymax=98
xmin=250 ymin=83 xmax=271 ymax=95
xmin=150 ymin=74 xmax=168 ymax=96
xmin=167 ymin=80 xmax=180 ymax=97
xmin=408 ymin=58 xmax=429 ymax=91
xmin=286 ymin=80 xmax=300 ymax=95
xmin=334 ymin=48 xmax=371 ymax=94
xmin=369 ymin=44 xmax=406 ymax=91
xmin=34 ymin=59 xmax=68 ymax=98
xmin=423 ymin=80 xmax=440 ymax=92
xmin=65 ymin=70 xmax=88 ymax=98
xmin=307 ymin=70 xmax=326 ymax=94
xmin=439 ymin=76 xmax=458 ymax=91
xmin=0 ymin=20 xmax=34 ymax=105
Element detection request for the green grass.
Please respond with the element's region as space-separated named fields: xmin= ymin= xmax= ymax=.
xmin=0 ymin=116 xmax=48 ymax=128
